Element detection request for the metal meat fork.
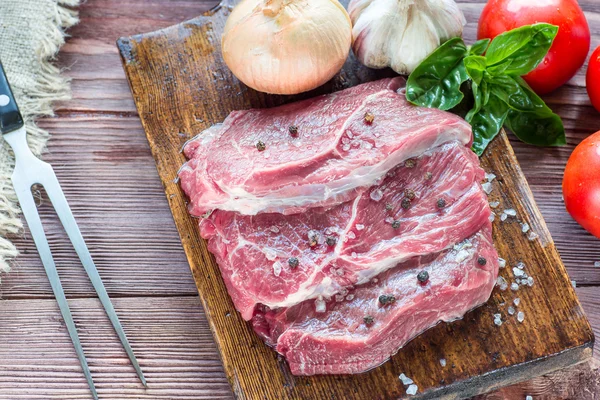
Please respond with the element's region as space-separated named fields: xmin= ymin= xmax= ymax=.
xmin=0 ymin=62 xmax=146 ymax=399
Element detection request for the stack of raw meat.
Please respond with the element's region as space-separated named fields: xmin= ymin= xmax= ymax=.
xmin=179 ymin=78 xmax=499 ymax=375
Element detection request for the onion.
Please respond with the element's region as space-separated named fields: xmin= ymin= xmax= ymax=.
xmin=222 ymin=0 xmax=352 ymax=95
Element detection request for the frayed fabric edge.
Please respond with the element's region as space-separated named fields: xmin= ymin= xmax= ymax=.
xmin=0 ymin=0 xmax=80 ymax=279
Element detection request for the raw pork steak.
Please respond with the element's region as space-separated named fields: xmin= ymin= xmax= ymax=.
xmin=179 ymin=77 xmax=472 ymax=216
xmin=200 ymin=142 xmax=490 ymax=319
xmin=252 ymin=224 xmax=498 ymax=375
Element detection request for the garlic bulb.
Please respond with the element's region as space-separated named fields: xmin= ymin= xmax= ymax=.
xmin=349 ymin=0 xmax=466 ymax=74
xmin=222 ymin=0 xmax=352 ymax=95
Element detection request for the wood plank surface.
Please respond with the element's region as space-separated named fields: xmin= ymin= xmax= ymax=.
xmin=117 ymin=0 xmax=594 ymax=398
xmin=0 ymin=296 xmax=231 ymax=399
xmin=0 ymin=0 xmax=599 ymax=398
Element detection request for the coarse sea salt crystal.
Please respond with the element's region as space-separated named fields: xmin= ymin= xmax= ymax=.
xmin=527 ymin=276 xmax=534 ymax=287
xmin=264 ymin=248 xmax=277 ymax=261
xmin=526 ymin=396 xmax=533 ymax=400
xmin=455 ymin=249 xmax=470 ymax=263
xmin=571 ymin=280 xmax=577 ymax=288
xmin=511 ymin=282 xmax=519 ymax=291
xmin=347 ymin=231 xmax=356 ymax=239
xmin=482 ymin=182 xmax=493 ymax=194
xmin=370 ymin=189 xmax=384 ymax=202
xmin=595 ymin=261 xmax=600 ymax=268
xmin=489 ymin=201 xmax=500 ymax=208
xmin=485 ymin=172 xmax=497 ymax=182
xmin=406 ymin=384 xmax=418 ymax=396
xmin=346 ymin=294 xmax=355 ymax=301
xmin=500 ymin=213 xmax=508 ymax=222
xmin=513 ymin=267 xmax=525 ymax=278
xmin=515 ymin=262 xmax=525 ymax=270
xmin=356 ymin=224 xmax=365 ymax=231
xmin=508 ymin=306 xmax=515 ymax=315
xmin=351 ymin=252 xmax=358 ymax=259
xmin=315 ymin=297 xmax=326 ymax=313
xmin=453 ymin=239 xmax=473 ymax=251
xmin=493 ymin=314 xmax=502 ymax=326
xmin=527 ymin=231 xmax=539 ymax=241
xmin=399 ymin=373 xmax=413 ymax=386
xmin=489 ymin=213 xmax=496 ymax=222
xmin=385 ymin=216 xmax=394 ymax=224
xmin=496 ymin=276 xmax=508 ymax=291
xmin=521 ymin=223 xmax=530 ymax=233
xmin=440 ymin=359 xmax=446 ymax=367
xmin=272 ymin=261 xmax=282 ymax=277
xmin=517 ymin=311 xmax=525 ymax=323
xmin=270 ymin=226 xmax=280 ymax=233
xmin=514 ymin=298 xmax=521 ymax=306
xmin=504 ymin=208 xmax=517 ymax=217
xmin=498 ymin=258 xmax=507 ymax=269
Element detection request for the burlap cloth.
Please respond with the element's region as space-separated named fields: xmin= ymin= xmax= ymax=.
xmin=0 ymin=0 xmax=79 ymax=275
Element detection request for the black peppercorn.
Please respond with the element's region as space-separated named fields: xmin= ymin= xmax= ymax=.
xmin=288 ymin=257 xmax=299 ymax=268
xmin=417 ymin=270 xmax=429 ymax=283
xmin=363 ymin=315 xmax=374 ymax=325
xmin=256 ymin=141 xmax=266 ymax=151
xmin=289 ymin=125 xmax=298 ymax=137
xmin=326 ymin=236 xmax=337 ymax=247
xmin=307 ymin=230 xmax=320 ymax=247
xmin=392 ymin=220 xmax=400 ymax=229
xmin=401 ymin=198 xmax=411 ymax=210
xmin=379 ymin=294 xmax=396 ymax=305
xmin=385 ymin=203 xmax=393 ymax=211
xmin=477 ymin=256 xmax=487 ymax=266
xmin=437 ymin=198 xmax=446 ymax=209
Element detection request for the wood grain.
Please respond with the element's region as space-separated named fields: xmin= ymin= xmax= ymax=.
xmin=0 ymin=296 xmax=231 ymax=399
xmin=1 ymin=116 xmax=198 ymax=299
xmin=117 ymin=0 xmax=594 ymax=398
xmin=0 ymin=0 xmax=599 ymax=398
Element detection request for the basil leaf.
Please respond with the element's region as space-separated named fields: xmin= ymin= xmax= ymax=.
xmin=470 ymin=95 xmax=510 ymax=156
xmin=406 ymin=38 xmax=469 ymax=110
xmin=466 ymin=79 xmax=489 ymax=122
xmin=485 ymin=23 xmax=558 ymax=76
xmin=469 ymin=39 xmax=491 ymax=56
xmin=464 ymin=55 xmax=487 ymax=85
xmin=505 ymin=110 xmax=566 ymax=146
xmin=486 ymin=59 xmax=512 ymax=76
xmin=488 ymin=75 xmax=553 ymax=116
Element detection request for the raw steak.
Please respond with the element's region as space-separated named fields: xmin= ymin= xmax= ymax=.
xmin=179 ymin=77 xmax=472 ymax=216
xmin=200 ymin=141 xmax=490 ymax=320
xmin=252 ymin=224 xmax=498 ymax=375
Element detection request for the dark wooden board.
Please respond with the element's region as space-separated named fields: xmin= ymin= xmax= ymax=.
xmin=117 ymin=1 xmax=594 ymax=398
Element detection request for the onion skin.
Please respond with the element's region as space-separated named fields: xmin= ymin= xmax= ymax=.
xmin=222 ymin=0 xmax=352 ymax=95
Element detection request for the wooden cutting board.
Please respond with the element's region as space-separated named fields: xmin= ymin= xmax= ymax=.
xmin=117 ymin=1 xmax=594 ymax=398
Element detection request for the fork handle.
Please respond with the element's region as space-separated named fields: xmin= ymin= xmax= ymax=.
xmin=0 ymin=61 xmax=24 ymax=134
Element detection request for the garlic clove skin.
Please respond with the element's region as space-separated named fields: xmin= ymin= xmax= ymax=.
xmin=349 ymin=0 xmax=466 ymax=75
xmin=222 ymin=0 xmax=352 ymax=95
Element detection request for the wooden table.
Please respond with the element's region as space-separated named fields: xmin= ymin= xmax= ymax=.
xmin=0 ymin=0 xmax=599 ymax=398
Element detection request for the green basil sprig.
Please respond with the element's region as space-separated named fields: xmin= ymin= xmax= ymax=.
xmin=406 ymin=23 xmax=565 ymax=156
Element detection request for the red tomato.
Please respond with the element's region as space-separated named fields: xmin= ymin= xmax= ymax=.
xmin=478 ymin=0 xmax=590 ymax=95
xmin=587 ymin=46 xmax=600 ymax=112
xmin=563 ymin=130 xmax=600 ymax=238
